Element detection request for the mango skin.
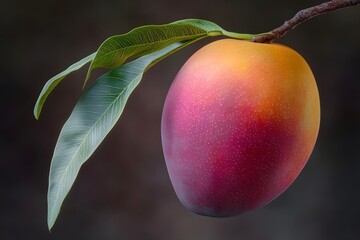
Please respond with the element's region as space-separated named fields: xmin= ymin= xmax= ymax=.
xmin=161 ymin=39 xmax=320 ymax=217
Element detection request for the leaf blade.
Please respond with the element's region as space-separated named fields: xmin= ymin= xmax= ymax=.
xmin=34 ymin=53 xmax=96 ymax=119
xmin=84 ymin=19 xmax=225 ymax=84
xmin=47 ymin=39 xmax=200 ymax=230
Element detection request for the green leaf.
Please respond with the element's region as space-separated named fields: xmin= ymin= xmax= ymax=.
xmin=34 ymin=53 xmax=96 ymax=119
xmin=47 ymin=39 xmax=200 ymax=230
xmin=34 ymin=19 xmax=255 ymax=120
xmin=84 ymin=19 xmax=228 ymax=85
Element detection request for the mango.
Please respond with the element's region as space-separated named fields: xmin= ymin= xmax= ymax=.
xmin=161 ymin=39 xmax=320 ymax=217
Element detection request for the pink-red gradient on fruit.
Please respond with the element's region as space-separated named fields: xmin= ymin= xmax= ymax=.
xmin=161 ymin=39 xmax=320 ymax=217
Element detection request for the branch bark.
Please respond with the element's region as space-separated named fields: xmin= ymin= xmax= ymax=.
xmin=252 ymin=0 xmax=360 ymax=43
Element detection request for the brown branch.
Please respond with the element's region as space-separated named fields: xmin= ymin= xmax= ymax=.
xmin=252 ymin=0 xmax=360 ymax=43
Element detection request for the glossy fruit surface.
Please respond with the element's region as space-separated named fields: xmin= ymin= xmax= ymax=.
xmin=161 ymin=39 xmax=320 ymax=217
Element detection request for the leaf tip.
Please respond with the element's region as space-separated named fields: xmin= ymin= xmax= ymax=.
xmin=47 ymin=209 xmax=57 ymax=231
xmin=33 ymin=101 xmax=41 ymax=120
xmin=48 ymin=221 xmax=54 ymax=232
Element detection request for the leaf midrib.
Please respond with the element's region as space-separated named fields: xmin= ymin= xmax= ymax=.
xmin=93 ymin=31 xmax=219 ymax=65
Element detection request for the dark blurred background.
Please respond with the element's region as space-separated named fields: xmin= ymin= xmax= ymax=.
xmin=1 ymin=0 xmax=359 ymax=239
